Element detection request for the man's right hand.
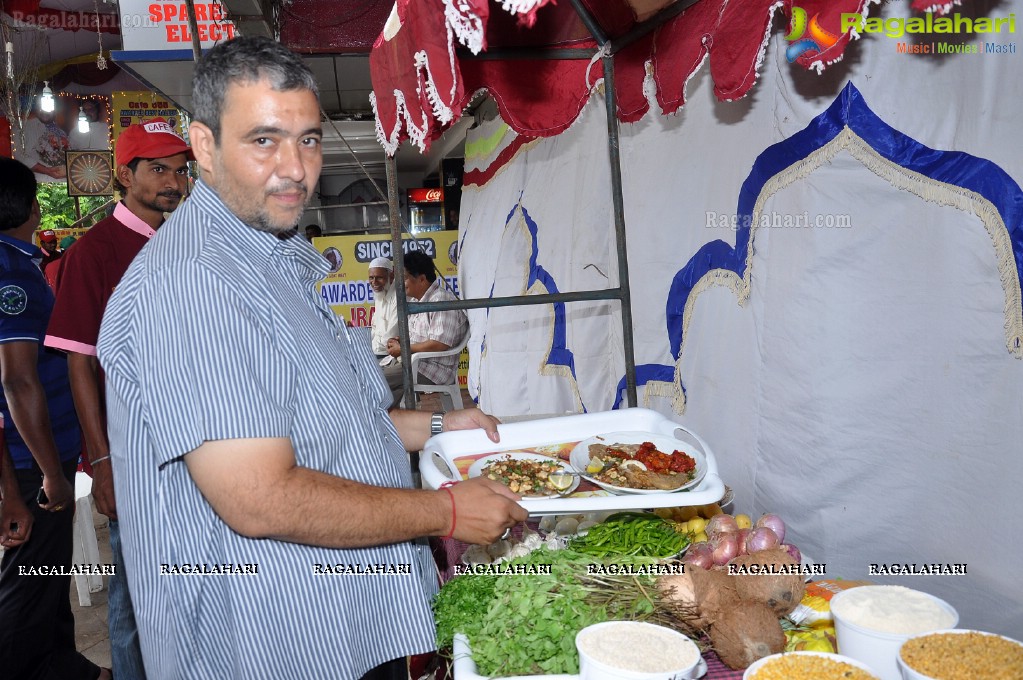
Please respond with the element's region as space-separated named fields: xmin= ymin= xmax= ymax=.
xmin=445 ymin=477 xmax=528 ymax=545
xmin=90 ymin=461 xmax=117 ymax=520
xmin=0 ymin=494 xmax=33 ymax=548
xmin=40 ymin=472 xmax=73 ymax=512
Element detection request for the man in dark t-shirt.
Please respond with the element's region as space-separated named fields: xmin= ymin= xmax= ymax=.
xmin=0 ymin=157 xmax=102 ymax=679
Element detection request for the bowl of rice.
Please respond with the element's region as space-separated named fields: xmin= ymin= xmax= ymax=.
xmin=575 ymin=621 xmax=706 ymax=680
xmin=743 ymin=651 xmax=881 ymax=680
xmin=897 ymin=629 xmax=1023 ymax=680
xmin=829 ymin=585 xmax=958 ymax=680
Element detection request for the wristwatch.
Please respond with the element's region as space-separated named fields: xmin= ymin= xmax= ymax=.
xmin=431 ymin=411 xmax=445 ymax=436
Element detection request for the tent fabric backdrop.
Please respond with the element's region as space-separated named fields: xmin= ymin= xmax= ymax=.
xmin=457 ymin=1 xmax=1022 ymax=636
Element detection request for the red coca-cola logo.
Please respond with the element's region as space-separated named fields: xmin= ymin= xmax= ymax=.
xmin=408 ymin=188 xmax=443 ymax=203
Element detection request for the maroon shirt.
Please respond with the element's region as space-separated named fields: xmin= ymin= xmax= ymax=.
xmin=45 ymin=202 xmax=155 ymax=356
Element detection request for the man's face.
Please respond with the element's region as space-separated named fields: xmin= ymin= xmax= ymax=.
xmin=368 ymin=267 xmax=393 ymax=293
xmin=40 ymin=239 xmax=57 ymax=254
xmin=122 ymin=154 xmax=190 ymax=216
xmin=403 ymin=271 xmax=430 ymax=299
xmin=192 ymin=79 xmax=322 ymax=235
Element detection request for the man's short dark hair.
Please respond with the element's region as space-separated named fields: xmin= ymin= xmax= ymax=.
xmin=305 ymin=224 xmax=322 ymax=236
xmin=113 ymin=157 xmax=144 ymax=195
xmin=192 ymin=36 xmax=318 ymax=142
xmin=403 ymin=250 xmax=437 ymax=283
xmin=0 ymin=158 xmax=38 ymax=232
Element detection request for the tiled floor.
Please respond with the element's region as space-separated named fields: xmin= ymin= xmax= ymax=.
xmin=73 ymin=511 xmax=113 ymax=669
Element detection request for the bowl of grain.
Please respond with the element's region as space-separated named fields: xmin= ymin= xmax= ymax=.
xmin=897 ymin=629 xmax=1023 ymax=680
xmin=829 ymin=586 xmax=958 ymax=680
xmin=743 ymin=651 xmax=881 ymax=680
xmin=575 ymin=621 xmax=706 ymax=680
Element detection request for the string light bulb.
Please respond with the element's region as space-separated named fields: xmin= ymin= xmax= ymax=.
xmin=40 ymin=81 xmax=55 ymax=113
xmin=78 ymin=108 xmax=90 ymax=133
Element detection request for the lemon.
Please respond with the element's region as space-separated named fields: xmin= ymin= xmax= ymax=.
xmin=734 ymin=513 xmax=752 ymax=529
xmin=548 ymin=471 xmax=574 ymax=491
xmin=693 ymin=531 xmax=708 ymax=543
xmin=687 ymin=517 xmax=708 ymax=534
xmin=586 ymin=457 xmax=605 ymax=474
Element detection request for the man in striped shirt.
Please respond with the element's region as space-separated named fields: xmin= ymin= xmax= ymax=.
xmin=97 ymin=37 xmax=526 ymax=680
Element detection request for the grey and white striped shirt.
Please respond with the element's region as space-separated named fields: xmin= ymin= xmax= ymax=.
xmin=98 ymin=180 xmax=437 ymax=679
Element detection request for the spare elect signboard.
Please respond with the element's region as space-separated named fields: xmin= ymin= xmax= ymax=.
xmin=118 ymin=0 xmax=237 ymax=51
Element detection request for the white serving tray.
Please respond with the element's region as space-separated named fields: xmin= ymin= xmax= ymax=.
xmin=420 ymin=408 xmax=724 ymax=516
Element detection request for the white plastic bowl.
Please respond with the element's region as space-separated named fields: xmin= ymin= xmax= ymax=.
xmin=896 ymin=628 xmax=1023 ymax=680
xmin=575 ymin=621 xmax=707 ymax=680
xmin=830 ymin=586 xmax=959 ymax=680
xmin=743 ymin=651 xmax=881 ymax=679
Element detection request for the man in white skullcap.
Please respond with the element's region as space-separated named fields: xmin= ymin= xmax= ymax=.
xmin=368 ymin=256 xmax=398 ymax=363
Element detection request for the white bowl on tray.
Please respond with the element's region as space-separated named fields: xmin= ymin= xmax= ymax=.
xmin=568 ymin=431 xmax=707 ymax=495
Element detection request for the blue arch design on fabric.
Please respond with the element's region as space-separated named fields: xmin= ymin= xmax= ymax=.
xmin=476 ymin=197 xmax=585 ymax=412
xmin=613 ymin=82 xmax=1023 ymax=409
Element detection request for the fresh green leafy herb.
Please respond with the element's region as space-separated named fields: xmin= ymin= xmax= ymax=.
xmin=432 ymin=548 xmax=689 ymax=677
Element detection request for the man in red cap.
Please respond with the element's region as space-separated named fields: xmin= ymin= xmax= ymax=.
xmin=44 ymin=117 xmax=191 ymax=679
xmin=36 ymin=229 xmax=62 ymax=290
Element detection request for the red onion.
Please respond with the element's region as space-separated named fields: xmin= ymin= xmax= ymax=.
xmin=754 ymin=513 xmax=786 ymax=544
xmin=682 ymin=542 xmax=715 ymax=570
xmin=735 ymin=528 xmax=751 ymax=555
xmin=744 ymin=526 xmax=780 ymax=553
xmin=706 ymin=514 xmax=739 ymax=539
xmin=710 ymin=532 xmax=740 ymax=566
xmin=781 ymin=543 xmax=802 ymax=564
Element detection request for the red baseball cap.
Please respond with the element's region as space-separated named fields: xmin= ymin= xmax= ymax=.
xmin=115 ymin=118 xmax=194 ymax=166
xmin=40 ymin=230 xmax=57 ymax=243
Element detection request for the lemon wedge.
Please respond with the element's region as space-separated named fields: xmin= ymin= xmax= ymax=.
xmin=585 ymin=457 xmax=605 ymax=474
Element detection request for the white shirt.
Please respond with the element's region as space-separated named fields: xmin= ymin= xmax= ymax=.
xmin=371 ymin=283 xmax=398 ymax=356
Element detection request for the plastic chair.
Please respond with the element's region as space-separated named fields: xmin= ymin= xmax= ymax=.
xmin=410 ymin=333 xmax=468 ymax=412
xmin=72 ymin=471 xmax=104 ymax=606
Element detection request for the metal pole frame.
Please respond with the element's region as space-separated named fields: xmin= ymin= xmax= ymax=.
xmin=385 ymin=0 xmax=701 ymax=411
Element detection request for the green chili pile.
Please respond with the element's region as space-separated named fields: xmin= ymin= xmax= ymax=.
xmin=568 ymin=512 xmax=690 ymax=558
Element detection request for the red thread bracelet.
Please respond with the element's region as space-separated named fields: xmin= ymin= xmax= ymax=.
xmin=441 ymin=487 xmax=457 ymax=540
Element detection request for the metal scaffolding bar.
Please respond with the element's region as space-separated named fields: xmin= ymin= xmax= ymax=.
xmin=387 ymin=0 xmax=674 ymax=411
xmin=386 ymin=155 xmax=417 ymax=411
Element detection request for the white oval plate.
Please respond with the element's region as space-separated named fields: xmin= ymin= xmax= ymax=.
xmin=468 ymin=452 xmax=579 ymax=499
xmin=569 ymin=431 xmax=707 ymax=495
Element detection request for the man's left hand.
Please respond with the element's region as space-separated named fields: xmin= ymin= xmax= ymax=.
xmin=441 ymin=408 xmax=502 ymax=443
xmin=0 ymin=495 xmax=34 ymax=548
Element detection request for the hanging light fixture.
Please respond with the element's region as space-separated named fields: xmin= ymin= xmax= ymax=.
xmin=40 ymin=81 xmax=55 ymax=113
xmin=78 ymin=107 xmax=90 ymax=133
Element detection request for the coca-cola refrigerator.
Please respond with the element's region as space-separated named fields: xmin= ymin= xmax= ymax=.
xmin=407 ymin=188 xmax=444 ymax=233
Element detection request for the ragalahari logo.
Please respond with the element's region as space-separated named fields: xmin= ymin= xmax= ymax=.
xmin=785 ymin=7 xmax=840 ymax=62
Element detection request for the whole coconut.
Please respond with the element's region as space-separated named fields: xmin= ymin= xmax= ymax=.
xmin=687 ymin=564 xmax=741 ymax=628
xmin=727 ymin=547 xmax=806 ymax=617
xmin=709 ymin=601 xmax=786 ymax=670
